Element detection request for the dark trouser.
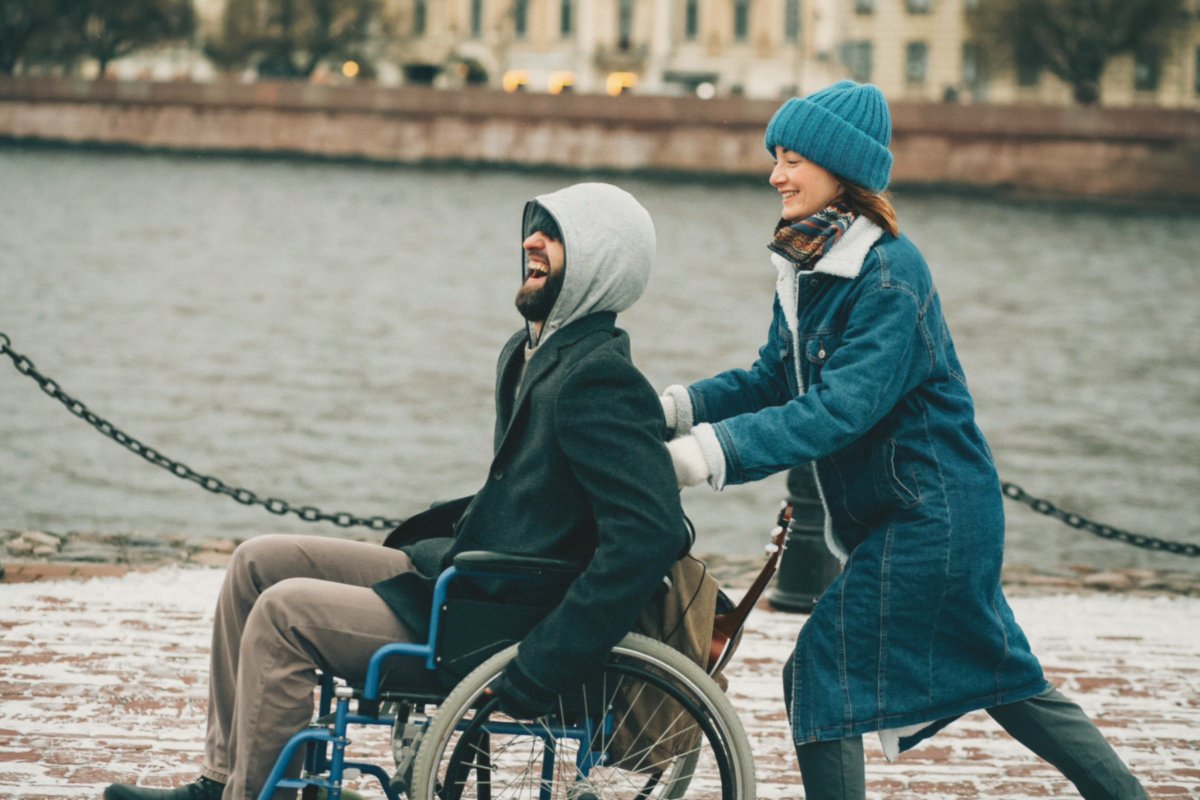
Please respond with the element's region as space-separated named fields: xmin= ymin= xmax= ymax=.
xmin=784 ymin=660 xmax=1146 ymax=800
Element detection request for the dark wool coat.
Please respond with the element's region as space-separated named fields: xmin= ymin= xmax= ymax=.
xmin=375 ymin=311 xmax=688 ymax=694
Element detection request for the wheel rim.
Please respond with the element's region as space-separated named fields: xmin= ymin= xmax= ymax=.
xmin=425 ymin=657 xmax=739 ymax=799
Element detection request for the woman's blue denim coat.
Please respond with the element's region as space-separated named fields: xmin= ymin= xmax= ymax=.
xmin=684 ymin=218 xmax=1048 ymax=752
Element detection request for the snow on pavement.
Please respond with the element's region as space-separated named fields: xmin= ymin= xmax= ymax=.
xmin=1 ymin=567 xmax=1197 ymax=799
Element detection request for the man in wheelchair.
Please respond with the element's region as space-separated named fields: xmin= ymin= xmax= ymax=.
xmin=104 ymin=183 xmax=693 ymax=800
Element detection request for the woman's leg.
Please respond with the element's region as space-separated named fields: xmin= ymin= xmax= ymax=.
xmin=987 ymin=686 xmax=1147 ymax=800
xmin=786 ymin=652 xmax=867 ymax=800
xmin=202 ymin=535 xmax=415 ymax=787
xmin=795 ymin=736 xmax=867 ymax=800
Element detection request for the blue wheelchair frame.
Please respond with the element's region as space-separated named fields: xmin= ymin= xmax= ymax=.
xmin=257 ymin=554 xmax=584 ymax=800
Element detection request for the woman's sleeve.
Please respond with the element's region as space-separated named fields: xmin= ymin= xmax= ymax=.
xmin=712 ymin=283 xmax=933 ymax=485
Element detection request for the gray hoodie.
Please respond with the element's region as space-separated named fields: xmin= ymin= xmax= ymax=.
xmin=522 ymin=182 xmax=656 ymax=347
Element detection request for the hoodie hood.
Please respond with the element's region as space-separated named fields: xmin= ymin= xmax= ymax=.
xmin=522 ymin=182 xmax=655 ymax=347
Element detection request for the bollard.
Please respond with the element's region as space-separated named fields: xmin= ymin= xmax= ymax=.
xmin=769 ymin=465 xmax=841 ymax=613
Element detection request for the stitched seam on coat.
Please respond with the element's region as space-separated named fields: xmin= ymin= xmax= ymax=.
xmin=878 ymin=522 xmax=893 ymax=718
xmin=827 ymin=452 xmax=871 ymax=540
xmin=991 ymin=593 xmax=1013 ymax=697
xmin=711 ymin=421 xmax=742 ymax=485
xmin=837 ymin=556 xmax=855 ymax=724
xmin=921 ymin=403 xmax=953 ymax=711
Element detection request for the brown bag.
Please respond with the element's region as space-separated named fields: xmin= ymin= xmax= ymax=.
xmin=606 ymin=555 xmax=732 ymax=773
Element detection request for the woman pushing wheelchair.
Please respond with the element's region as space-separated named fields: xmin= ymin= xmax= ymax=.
xmin=659 ymin=80 xmax=1146 ymax=800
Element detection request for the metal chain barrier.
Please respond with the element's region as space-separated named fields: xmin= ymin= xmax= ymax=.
xmin=3 ymin=332 xmax=1198 ymax=554
xmin=1000 ymin=482 xmax=1198 ymax=557
xmin=0 ymin=332 xmax=402 ymax=531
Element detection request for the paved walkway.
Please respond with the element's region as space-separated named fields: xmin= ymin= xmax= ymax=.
xmin=1 ymin=567 xmax=1197 ymax=799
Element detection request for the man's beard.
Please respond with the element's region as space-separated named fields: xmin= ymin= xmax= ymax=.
xmin=514 ymin=267 xmax=565 ymax=324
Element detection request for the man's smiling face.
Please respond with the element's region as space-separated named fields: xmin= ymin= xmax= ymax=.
xmin=515 ymin=228 xmax=566 ymax=324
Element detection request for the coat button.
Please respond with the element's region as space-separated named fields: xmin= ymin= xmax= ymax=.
xmin=492 ymin=469 xmax=505 ymax=481
xmin=818 ymin=348 xmax=826 ymax=359
xmin=810 ymin=278 xmax=819 ymax=287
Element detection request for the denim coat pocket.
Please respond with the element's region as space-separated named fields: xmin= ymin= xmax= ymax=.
xmin=875 ymin=438 xmax=922 ymax=509
xmin=804 ymin=336 xmax=832 ymax=367
xmin=801 ymin=333 xmax=842 ymax=391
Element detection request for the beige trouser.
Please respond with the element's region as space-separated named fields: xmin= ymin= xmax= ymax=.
xmin=199 ymin=534 xmax=423 ymax=800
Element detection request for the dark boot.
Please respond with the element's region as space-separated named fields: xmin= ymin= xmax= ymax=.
xmin=103 ymin=776 xmax=224 ymax=800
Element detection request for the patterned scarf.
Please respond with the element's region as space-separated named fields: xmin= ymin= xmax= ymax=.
xmin=768 ymin=200 xmax=858 ymax=271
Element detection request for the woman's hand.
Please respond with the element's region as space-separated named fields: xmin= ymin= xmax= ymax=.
xmin=667 ymin=435 xmax=711 ymax=488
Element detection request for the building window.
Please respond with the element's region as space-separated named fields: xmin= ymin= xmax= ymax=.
xmin=684 ymin=0 xmax=699 ymax=41
xmin=906 ymin=41 xmax=928 ymax=84
xmin=855 ymin=0 xmax=874 ymax=14
xmin=1014 ymin=37 xmax=1041 ymax=87
xmin=906 ymin=0 xmax=932 ymax=13
xmin=561 ymin=0 xmax=572 ymax=36
xmin=471 ymin=0 xmax=484 ymax=38
xmin=413 ymin=0 xmax=426 ymax=35
xmin=734 ymin=0 xmax=751 ymax=42
xmin=1134 ymin=45 xmax=1161 ymax=92
xmin=785 ymin=0 xmax=801 ymax=43
xmin=842 ymin=40 xmax=873 ymax=82
xmin=618 ymin=0 xmax=634 ymax=49
xmin=962 ymin=41 xmax=987 ymax=96
xmin=514 ymin=0 xmax=528 ymax=38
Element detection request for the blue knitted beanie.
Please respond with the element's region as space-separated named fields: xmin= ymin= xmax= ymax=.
xmin=764 ymin=80 xmax=893 ymax=191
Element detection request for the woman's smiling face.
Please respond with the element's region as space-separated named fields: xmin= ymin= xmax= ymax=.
xmin=769 ymin=146 xmax=844 ymax=221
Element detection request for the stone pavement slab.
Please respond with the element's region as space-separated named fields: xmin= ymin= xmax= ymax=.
xmin=1 ymin=567 xmax=1197 ymax=799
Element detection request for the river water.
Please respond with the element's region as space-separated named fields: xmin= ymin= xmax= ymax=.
xmin=1 ymin=147 xmax=1197 ymax=573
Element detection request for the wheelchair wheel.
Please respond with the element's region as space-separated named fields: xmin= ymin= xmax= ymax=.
xmin=411 ymin=633 xmax=754 ymax=799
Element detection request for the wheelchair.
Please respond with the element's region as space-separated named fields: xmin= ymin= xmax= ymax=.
xmin=258 ymin=550 xmax=756 ymax=800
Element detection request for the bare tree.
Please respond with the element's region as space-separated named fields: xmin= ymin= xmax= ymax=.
xmin=62 ymin=0 xmax=195 ymax=78
xmin=968 ymin=0 xmax=1187 ymax=104
xmin=206 ymin=0 xmax=380 ymax=79
xmin=0 ymin=0 xmax=70 ymax=74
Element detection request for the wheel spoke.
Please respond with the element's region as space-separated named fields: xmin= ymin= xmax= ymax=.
xmin=412 ymin=636 xmax=754 ymax=799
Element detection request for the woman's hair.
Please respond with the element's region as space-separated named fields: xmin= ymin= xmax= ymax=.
xmin=841 ymin=182 xmax=900 ymax=237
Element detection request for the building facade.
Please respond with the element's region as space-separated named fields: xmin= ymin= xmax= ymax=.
xmin=186 ymin=0 xmax=1200 ymax=108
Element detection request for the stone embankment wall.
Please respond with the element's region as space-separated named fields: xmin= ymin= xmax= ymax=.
xmin=2 ymin=76 xmax=1199 ymax=205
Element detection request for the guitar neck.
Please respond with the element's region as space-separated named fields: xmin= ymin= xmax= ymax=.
xmin=713 ymin=507 xmax=791 ymax=634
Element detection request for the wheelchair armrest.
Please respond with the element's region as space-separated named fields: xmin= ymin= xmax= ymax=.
xmin=452 ymin=550 xmax=582 ymax=581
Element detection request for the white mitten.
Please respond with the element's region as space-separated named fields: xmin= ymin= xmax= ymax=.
xmin=666 ymin=435 xmax=710 ymax=488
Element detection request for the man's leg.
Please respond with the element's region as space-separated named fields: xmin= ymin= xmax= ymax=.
xmin=203 ymin=535 xmax=417 ymax=792
xmin=222 ymin=574 xmax=423 ymax=800
xmin=987 ymin=685 xmax=1147 ymax=800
